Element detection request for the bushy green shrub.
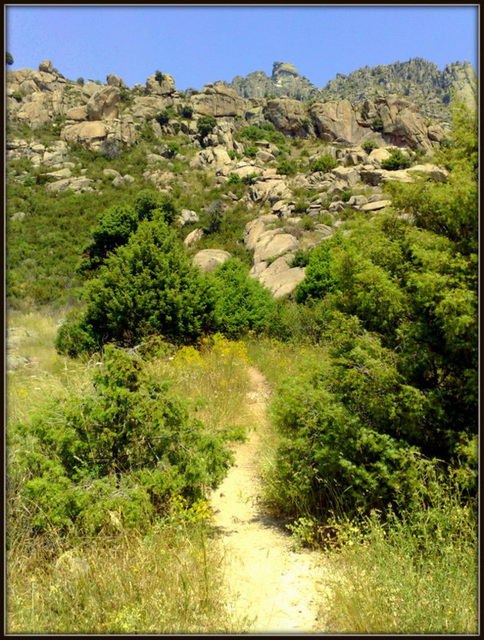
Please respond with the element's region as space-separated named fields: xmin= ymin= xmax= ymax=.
xmin=58 ymin=219 xmax=217 ymax=355
xmin=10 ymin=345 xmax=241 ymax=536
xmin=180 ymin=104 xmax=193 ymax=119
xmin=245 ymin=146 xmax=258 ymax=158
xmin=361 ymin=139 xmax=379 ymax=154
xmin=294 ymin=234 xmax=342 ymax=304
xmin=197 ymin=115 xmax=217 ymax=138
xmin=226 ymin=173 xmax=242 ymax=185
xmin=155 ymin=110 xmax=170 ymax=126
xmin=310 ymin=154 xmax=338 ymax=173
xmin=381 ymin=148 xmax=413 ymax=170
xmin=276 ymin=158 xmax=298 ymax=176
xmin=210 ymin=259 xmax=276 ymax=338
xmin=269 ymin=346 xmax=435 ymax=520
xmin=78 ymin=191 xmax=177 ymax=273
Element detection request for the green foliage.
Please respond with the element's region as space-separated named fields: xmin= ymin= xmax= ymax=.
xmin=361 ymin=139 xmax=379 ymax=154
xmin=10 ymin=345 xmax=239 ymax=536
xmin=245 ymin=146 xmax=258 ymax=158
xmin=226 ymin=173 xmax=242 ymax=185
xmin=6 ymin=51 xmax=14 ymax=65
xmin=387 ymin=103 xmax=477 ymax=255
xmin=197 ymin=115 xmax=217 ymax=138
xmin=236 ymin=123 xmax=286 ymax=147
xmin=76 ymin=77 xmax=85 ymax=85
xmin=154 ymin=70 xmax=164 ymax=84
xmin=294 ymin=235 xmax=341 ymax=304
xmin=310 ymin=154 xmax=338 ymax=173
xmin=155 ymin=110 xmax=170 ymax=126
xmin=79 ymin=191 xmax=177 ymax=273
xmin=57 ymin=219 xmax=217 ymax=355
xmin=277 ymin=108 xmax=478 ymax=521
xmin=210 ymin=259 xmax=276 ymax=338
xmin=79 ymin=203 xmax=139 ymax=272
xmin=276 ymin=158 xmax=298 ymax=176
xmin=381 ymin=148 xmax=413 ymax=170
xmin=269 ymin=348 xmax=434 ymax=521
xmin=180 ymin=104 xmax=193 ymax=119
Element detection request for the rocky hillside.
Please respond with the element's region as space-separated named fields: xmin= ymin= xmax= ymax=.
xmin=6 ymin=58 xmax=456 ymax=308
xmin=220 ymin=58 xmax=477 ymax=123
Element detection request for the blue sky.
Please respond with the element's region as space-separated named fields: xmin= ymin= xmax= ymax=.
xmin=5 ymin=5 xmax=479 ymax=91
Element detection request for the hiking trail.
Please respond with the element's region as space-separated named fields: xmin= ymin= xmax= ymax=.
xmin=210 ymin=366 xmax=334 ymax=633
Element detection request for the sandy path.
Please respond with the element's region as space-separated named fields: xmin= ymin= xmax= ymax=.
xmin=210 ymin=366 xmax=331 ymax=633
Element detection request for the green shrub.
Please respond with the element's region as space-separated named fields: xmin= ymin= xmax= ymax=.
xmin=381 ymin=148 xmax=413 ymax=170
xmin=361 ymin=139 xmax=379 ymax=154
xmin=10 ymin=345 xmax=240 ymax=536
xmin=155 ymin=110 xmax=170 ymax=126
xmin=197 ymin=115 xmax=217 ymax=138
xmin=58 ymin=219 xmax=217 ymax=354
xmin=154 ymin=70 xmax=164 ymax=84
xmin=76 ymin=77 xmax=85 ymax=86
xmin=269 ymin=349 xmax=434 ymax=520
xmin=245 ymin=146 xmax=258 ymax=158
xmin=211 ymin=259 xmax=276 ymax=338
xmin=276 ymin=158 xmax=298 ymax=176
xmin=310 ymin=154 xmax=338 ymax=173
xmin=180 ymin=104 xmax=193 ymax=119
xmin=294 ymin=234 xmax=341 ymax=303
xmin=293 ymin=200 xmax=308 ymax=214
xmin=226 ymin=173 xmax=242 ymax=185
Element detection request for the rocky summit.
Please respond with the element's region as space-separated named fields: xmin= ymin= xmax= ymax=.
xmin=221 ymin=57 xmax=477 ymax=123
xmin=5 ymin=57 xmax=474 ymax=304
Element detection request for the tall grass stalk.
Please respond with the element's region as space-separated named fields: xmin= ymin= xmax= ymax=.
xmin=7 ymin=523 xmax=233 ymax=634
xmin=323 ymin=483 xmax=478 ymax=634
xmin=6 ymin=316 xmax=253 ymax=634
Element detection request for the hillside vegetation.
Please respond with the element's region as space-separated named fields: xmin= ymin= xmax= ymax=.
xmin=6 ymin=58 xmax=478 ymax=634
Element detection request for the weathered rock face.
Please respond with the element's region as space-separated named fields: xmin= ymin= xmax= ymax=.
xmin=145 ymin=73 xmax=176 ymax=96
xmin=309 ymin=100 xmax=368 ymax=145
xmin=39 ymin=59 xmax=53 ymax=73
xmin=252 ymin=254 xmax=306 ymax=299
xmin=193 ymin=249 xmax=231 ymax=272
xmin=86 ymin=86 xmax=120 ymax=121
xmin=107 ymin=73 xmax=126 ymax=88
xmin=191 ymin=84 xmax=246 ymax=117
xmin=263 ymin=98 xmax=313 ymax=138
xmin=375 ymin=96 xmax=440 ymax=150
xmin=223 ymin=61 xmax=317 ymax=101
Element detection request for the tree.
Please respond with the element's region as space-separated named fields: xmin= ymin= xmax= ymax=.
xmin=6 ymin=52 xmax=14 ymax=66
xmin=381 ymin=148 xmax=413 ymax=170
xmin=211 ymin=259 xmax=276 ymax=338
xmin=197 ymin=114 xmax=217 ymax=138
xmin=78 ymin=191 xmax=177 ymax=273
xmin=57 ymin=219 xmax=217 ymax=355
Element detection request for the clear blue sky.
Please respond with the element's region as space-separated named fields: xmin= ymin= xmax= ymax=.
xmin=5 ymin=5 xmax=479 ymax=91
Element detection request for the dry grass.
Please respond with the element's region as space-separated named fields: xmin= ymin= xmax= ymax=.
xmin=6 ymin=314 xmax=254 ymax=635
xmin=7 ymin=524 xmax=233 ymax=634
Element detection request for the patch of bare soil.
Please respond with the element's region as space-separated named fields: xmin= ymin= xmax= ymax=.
xmin=210 ymin=367 xmax=333 ymax=633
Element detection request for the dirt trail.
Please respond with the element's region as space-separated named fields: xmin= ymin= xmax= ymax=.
xmin=210 ymin=366 xmax=332 ymax=633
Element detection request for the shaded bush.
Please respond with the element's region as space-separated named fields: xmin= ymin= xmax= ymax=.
xmin=197 ymin=115 xmax=217 ymax=138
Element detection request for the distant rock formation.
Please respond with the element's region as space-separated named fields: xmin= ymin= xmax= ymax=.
xmin=220 ymin=58 xmax=477 ymax=122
